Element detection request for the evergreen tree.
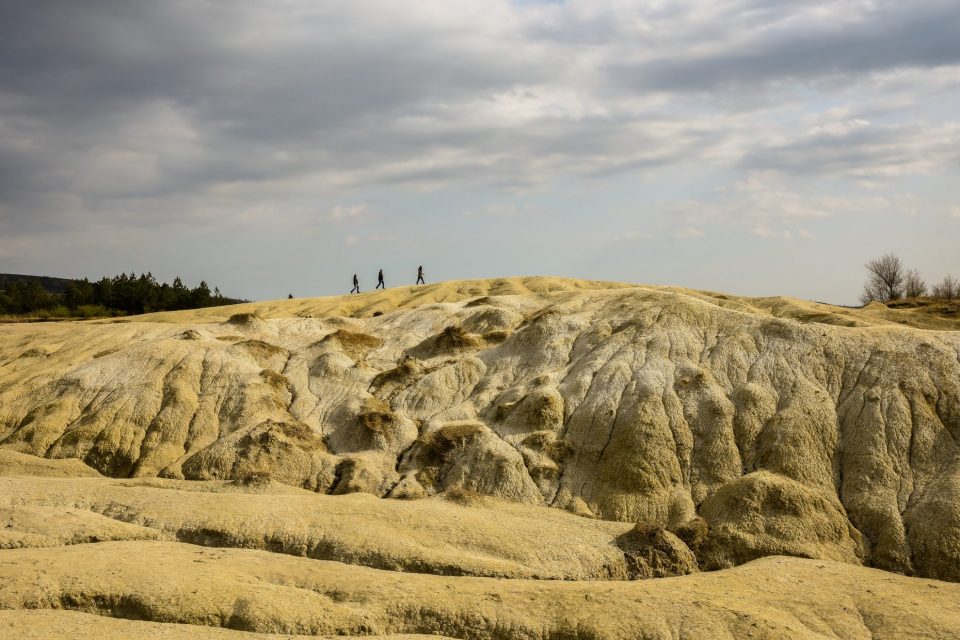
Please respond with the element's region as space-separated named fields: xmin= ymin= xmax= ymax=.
xmin=0 ymin=272 xmax=241 ymax=316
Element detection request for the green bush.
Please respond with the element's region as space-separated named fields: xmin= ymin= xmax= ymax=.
xmin=45 ymin=305 xmax=72 ymax=318
xmin=75 ymin=304 xmax=113 ymax=318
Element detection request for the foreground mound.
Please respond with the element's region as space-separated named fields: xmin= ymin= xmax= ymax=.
xmin=1 ymin=541 xmax=958 ymax=638
xmin=2 ymin=452 xmax=959 ymax=638
xmin=0 ymin=472 xmax=631 ymax=580
xmin=0 ymin=611 xmax=450 ymax=640
xmin=2 ymin=277 xmax=960 ymax=582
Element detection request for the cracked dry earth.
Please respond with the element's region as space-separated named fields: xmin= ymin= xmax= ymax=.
xmin=2 ymin=276 xmax=960 ymax=638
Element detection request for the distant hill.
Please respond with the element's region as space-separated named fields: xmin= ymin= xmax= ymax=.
xmin=0 ymin=273 xmax=73 ymax=295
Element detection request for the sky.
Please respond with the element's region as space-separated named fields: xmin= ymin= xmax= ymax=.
xmin=0 ymin=0 xmax=958 ymax=304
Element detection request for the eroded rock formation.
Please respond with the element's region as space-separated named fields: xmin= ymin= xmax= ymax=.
xmin=2 ymin=277 xmax=959 ymax=581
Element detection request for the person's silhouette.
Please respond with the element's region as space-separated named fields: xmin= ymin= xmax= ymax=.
xmin=376 ymin=269 xmax=385 ymax=290
xmin=416 ymin=266 xmax=425 ymax=285
xmin=350 ymin=274 xmax=360 ymax=294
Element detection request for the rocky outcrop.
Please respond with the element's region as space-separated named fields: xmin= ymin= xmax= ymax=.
xmin=697 ymin=471 xmax=866 ymax=568
xmin=615 ymin=524 xmax=699 ymax=579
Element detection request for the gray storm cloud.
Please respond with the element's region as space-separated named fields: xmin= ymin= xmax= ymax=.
xmin=0 ymin=0 xmax=957 ymax=300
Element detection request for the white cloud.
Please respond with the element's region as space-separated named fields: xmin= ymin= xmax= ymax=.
xmin=343 ymin=235 xmax=359 ymax=246
xmin=674 ymin=227 xmax=705 ymax=239
xmin=620 ymin=231 xmax=655 ymax=242
xmin=660 ymin=170 xmax=926 ymax=239
xmin=463 ymin=202 xmax=534 ymax=218
xmin=329 ymin=205 xmax=368 ymax=222
xmin=749 ymin=225 xmax=792 ymax=240
xmin=667 ymin=171 xmax=832 ymax=232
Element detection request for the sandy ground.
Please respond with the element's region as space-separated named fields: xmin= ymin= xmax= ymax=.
xmin=2 ymin=451 xmax=960 ymax=638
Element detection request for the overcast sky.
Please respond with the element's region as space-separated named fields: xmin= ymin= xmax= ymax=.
xmin=1 ymin=0 xmax=958 ymax=303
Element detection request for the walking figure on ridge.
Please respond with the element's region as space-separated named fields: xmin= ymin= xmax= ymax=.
xmin=351 ymin=274 xmax=360 ymax=294
xmin=376 ymin=269 xmax=385 ymax=290
xmin=416 ymin=266 xmax=425 ymax=285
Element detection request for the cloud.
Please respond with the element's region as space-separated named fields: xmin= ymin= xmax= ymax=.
xmin=749 ymin=225 xmax=792 ymax=240
xmin=606 ymin=0 xmax=960 ymax=92
xmin=2 ymin=1 xmax=957 ymax=220
xmin=0 ymin=0 xmax=957 ymax=299
xmin=668 ymin=171 xmax=832 ymax=229
xmin=619 ymin=231 xmax=655 ymax=242
xmin=661 ymin=170 xmax=918 ymax=238
xmin=329 ymin=205 xmax=369 ymax=222
xmin=744 ymin=119 xmax=960 ymax=179
xmin=463 ymin=202 xmax=534 ymax=218
xmin=674 ymin=227 xmax=705 ymax=239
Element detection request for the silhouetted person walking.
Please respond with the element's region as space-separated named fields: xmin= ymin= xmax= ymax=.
xmin=416 ymin=266 xmax=425 ymax=285
xmin=376 ymin=269 xmax=385 ymax=290
xmin=351 ymin=274 xmax=360 ymax=294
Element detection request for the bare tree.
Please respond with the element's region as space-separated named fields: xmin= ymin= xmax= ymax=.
xmin=932 ymin=274 xmax=959 ymax=300
xmin=904 ymin=269 xmax=927 ymax=298
xmin=860 ymin=253 xmax=905 ymax=303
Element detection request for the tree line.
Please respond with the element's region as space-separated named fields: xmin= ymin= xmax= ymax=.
xmin=861 ymin=253 xmax=959 ymax=303
xmin=0 ymin=273 xmax=241 ymax=317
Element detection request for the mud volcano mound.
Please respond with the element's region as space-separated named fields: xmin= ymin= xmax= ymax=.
xmin=2 ymin=277 xmax=960 ymax=638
